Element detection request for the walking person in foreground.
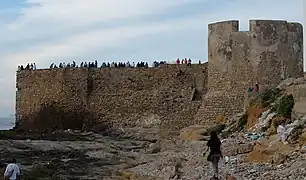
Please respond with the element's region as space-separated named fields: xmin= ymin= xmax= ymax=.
xmin=206 ymin=131 xmax=222 ymax=180
xmin=4 ymin=158 xmax=21 ymax=180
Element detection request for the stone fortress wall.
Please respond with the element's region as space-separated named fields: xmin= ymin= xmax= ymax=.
xmin=15 ymin=19 xmax=304 ymax=131
xmin=16 ymin=64 xmax=208 ymax=131
xmin=194 ymin=20 xmax=304 ymax=127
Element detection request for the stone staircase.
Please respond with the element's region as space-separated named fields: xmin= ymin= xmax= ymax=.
xmin=194 ymin=92 xmax=244 ymax=127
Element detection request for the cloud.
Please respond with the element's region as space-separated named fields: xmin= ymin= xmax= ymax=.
xmin=0 ymin=0 xmax=304 ymax=116
xmin=1 ymin=0 xmax=208 ymax=66
xmin=3 ymin=13 xmax=208 ymax=68
xmin=2 ymin=0 xmax=202 ymax=42
xmin=2 ymin=0 xmax=303 ymax=67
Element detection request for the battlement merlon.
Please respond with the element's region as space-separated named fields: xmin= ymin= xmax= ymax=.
xmin=249 ymin=20 xmax=287 ymax=32
xmin=208 ymin=20 xmax=239 ymax=36
xmin=287 ymin=22 xmax=303 ymax=32
xmin=209 ymin=20 xmax=303 ymax=34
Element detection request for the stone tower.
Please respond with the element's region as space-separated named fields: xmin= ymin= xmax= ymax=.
xmin=195 ymin=20 xmax=303 ymax=126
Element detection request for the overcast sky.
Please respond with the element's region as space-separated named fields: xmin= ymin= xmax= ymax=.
xmin=0 ymin=0 xmax=304 ymax=117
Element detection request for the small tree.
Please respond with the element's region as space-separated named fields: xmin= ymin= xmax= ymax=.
xmin=276 ymin=94 xmax=294 ymax=118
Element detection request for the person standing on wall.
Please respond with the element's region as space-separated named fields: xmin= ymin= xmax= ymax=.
xmin=206 ymin=131 xmax=223 ymax=180
xmin=187 ymin=58 xmax=192 ymax=66
xmin=184 ymin=58 xmax=187 ymax=65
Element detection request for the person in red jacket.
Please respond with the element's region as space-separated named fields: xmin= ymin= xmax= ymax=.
xmin=184 ymin=58 xmax=187 ymax=64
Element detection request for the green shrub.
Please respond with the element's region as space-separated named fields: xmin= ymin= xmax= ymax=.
xmin=260 ymin=126 xmax=269 ymax=132
xmin=269 ymin=103 xmax=277 ymax=113
xmin=238 ymin=113 xmax=248 ymax=131
xmin=258 ymin=88 xmax=282 ymax=107
xmin=276 ymin=94 xmax=294 ymax=117
xmin=0 ymin=130 xmax=17 ymax=139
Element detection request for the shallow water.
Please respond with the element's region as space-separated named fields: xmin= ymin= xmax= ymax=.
xmin=0 ymin=117 xmax=15 ymax=130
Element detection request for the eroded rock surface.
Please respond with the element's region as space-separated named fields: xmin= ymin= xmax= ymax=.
xmin=0 ymin=126 xmax=305 ymax=180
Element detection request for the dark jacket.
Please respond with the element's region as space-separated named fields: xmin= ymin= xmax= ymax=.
xmin=207 ymin=138 xmax=222 ymax=155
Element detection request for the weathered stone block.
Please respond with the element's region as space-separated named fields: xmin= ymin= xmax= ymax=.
xmin=16 ymin=64 xmax=208 ymax=131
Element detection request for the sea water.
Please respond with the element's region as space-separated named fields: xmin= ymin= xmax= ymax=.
xmin=0 ymin=117 xmax=15 ymax=130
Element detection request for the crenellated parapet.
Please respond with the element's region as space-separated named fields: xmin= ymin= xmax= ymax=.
xmin=195 ymin=19 xmax=303 ymax=126
xmin=208 ymin=20 xmax=303 ymax=94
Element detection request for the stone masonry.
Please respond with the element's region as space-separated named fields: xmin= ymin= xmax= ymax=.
xmin=194 ymin=20 xmax=303 ymax=126
xmin=16 ymin=64 xmax=208 ymax=131
xmin=15 ymin=19 xmax=304 ymax=131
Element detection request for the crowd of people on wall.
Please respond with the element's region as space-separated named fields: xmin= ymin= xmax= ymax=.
xmin=17 ymin=58 xmax=203 ymax=71
xmin=50 ymin=61 xmax=78 ymax=68
xmin=17 ymin=63 xmax=36 ymax=71
xmin=48 ymin=61 xmax=149 ymax=69
xmin=176 ymin=58 xmax=192 ymax=66
xmin=152 ymin=61 xmax=167 ymax=67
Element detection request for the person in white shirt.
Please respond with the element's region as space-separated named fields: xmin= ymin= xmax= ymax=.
xmin=277 ymin=123 xmax=287 ymax=144
xmin=4 ymin=158 xmax=20 ymax=180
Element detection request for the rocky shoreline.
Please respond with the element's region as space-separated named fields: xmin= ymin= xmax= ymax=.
xmin=0 ymin=124 xmax=305 ymax=180
xmin=2 ymin=78 xmax=306 ymax=179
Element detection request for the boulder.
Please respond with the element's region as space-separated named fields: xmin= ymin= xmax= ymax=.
xmin=246 ymin=106 xmax=265 ymax=130
xmin=272 ymin=153 xmax=287 ymax=165
xmin=179 ymin=125 xmax=208 ymax=141
xmin=227 ymin=175 xmax=237 ymax=180
xmin=299 ymin=131 xmax=306 ymax=146
xmin=277 ymin=77 xmax=305 ymax=89
xmin=300 ymin=145 xmax=306 ymax=153
xmin=225 ymin=143 xmax=254 ymax=156
xmin=246 ymin=135 xmax=294 ymax=164
xmin=277 ymin=78 xmax=295 ymax=88
xmin=208 ymin=124 xmax=226 ymax=134
xmin=250 ymin=109 xmax=276 ymax=132
xmin=146 ymin=142 xmax=161 ymax=154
